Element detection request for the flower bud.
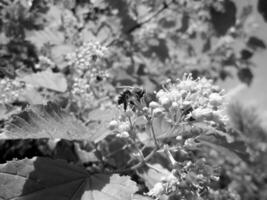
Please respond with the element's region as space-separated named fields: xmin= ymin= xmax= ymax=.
xmin=125 ymin=110 xmax=133 ymax=117
xmin=176 ymin=135 xmax=183 ymax=141
xmin=209 ymin=93 xmax=223 ymax=106
xmin=191 ymin=108 xmax=212 ymax=120
xmin=171 ymin=102 xmax=179 ymax=109
xmin=149 ymin=101 xmax=160 ymax=108
xmin=118 ymin=122 xmax=130 ymax=132
xmin=153 ymin=107 xmax=164 ymax=117
xmin=108 ymin=120 xmax=118 ymax=130
xmin=159 ymin=96 xmax=171 ymax=108
xmin=120 ymin=131 xmax=129 ymax=138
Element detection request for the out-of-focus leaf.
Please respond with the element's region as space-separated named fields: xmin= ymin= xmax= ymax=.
xmin=26 ymin=28 xmax=64 ymax=49
xmin=258 ymin=0 xmax=267 ymax=22
xmin=0 ymin=102 xmax=99 ymax=141
xmin=210 ymin=0 xmax=236 ymax=36
xmin=240 ymin=49 xmax=253 ymax=60
xmin=0 ymin=104 xmax=21 ymax=121
xmin=237 ymin=68 xmax=253 ymax=85
xmin=143 ymin=39 xmax=169 ymax=62
xmin=227 ymin=102 xmax=267 ymax=141
xmin=196 ymin=133 xmax=251 ymax=163
xmin=0 ymin=157 xmax=138 ymax=200
xmin=247 ymin=36 xmax=266 ymax=50
xmin=19 ymin=69 xmax=67 ymax=92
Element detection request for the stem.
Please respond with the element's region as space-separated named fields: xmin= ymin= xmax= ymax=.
xmin=127 ymin=116 xmax=145 ymax=162
xmin=164 ymin=145 xmax=178 ymax=167
xmin=150 ymin=121 xmax=160 ymax=149
xmin=106 ymin=0 xmax=173 ymax=47
xmin=112 ymin=148 xmax=158 ymax=173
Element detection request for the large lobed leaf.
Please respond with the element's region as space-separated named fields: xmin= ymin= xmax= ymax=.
xmin=0 ymin=157 xmax=138 ymax=200
xmin=19 ymin=70 xmax=68 ymax=92
xmin=0 ymin=103 xmax=114 ymax=141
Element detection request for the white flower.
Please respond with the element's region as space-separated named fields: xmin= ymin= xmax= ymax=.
xmin=191 ymin=107 xmax=212 ymax=120
xmin=158 ymin=96 xmax=171 ymax=107
xmin=209 ymin=93 xmax=223 ymax=106
xmin=118 ymin=122 xmax=130 ymax=132
xmin=149 ymin=101 xmax=160 ymax=108
xmin=171 ymin=102 xmax=179 ymax=109
xmin=108 ymin=120 xmax=118 ymax=130
xmin=118 ymin=131 xmax=130 ymax=138
xmin=176 ymin=135 xmax=183 ymax=141
xmin=150 ymin=74 xmax=228 ymax=126
xmin=147 ymin=182 xmax=165 ymax=197
xmin=153 ymin=107 xmax=165 ymax=117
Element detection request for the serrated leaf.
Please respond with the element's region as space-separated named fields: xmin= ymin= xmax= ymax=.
xmin=19 ymin=70 xmax=68 ymax=92
xmin=20 ymin=87 xmax=47 ymax=105
xmin=0 ymin=104 xmax=21 ymax=121
xmin=86 ymin=107 xmax=119 ymax=143
xmin=0 ymin=157 xmax=138 ymax=200
xmin=0 ymin=102 xmax=106 ymax=141
xmin=26 ymin=28 xmax=64 ymax=49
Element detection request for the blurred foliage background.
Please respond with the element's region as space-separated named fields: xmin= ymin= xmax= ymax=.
xmin=0 ymin=0 xmax=267 ymax=199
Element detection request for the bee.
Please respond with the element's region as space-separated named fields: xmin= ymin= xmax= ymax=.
xmin=117 ymin=86 xmax=147 ymax=111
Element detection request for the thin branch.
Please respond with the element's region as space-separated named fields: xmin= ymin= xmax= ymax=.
xmin=111 ymin=148 xmax=158 ymax=173
xmin=149 ymin=120 xmax=160 ymax=149
xmin=164 ymin=144 xmax=178 ymax=167
xmin=125 ymin=0 xmax=171 ymax=34
xmin=106 ymin=0 xmax=173 ymax=47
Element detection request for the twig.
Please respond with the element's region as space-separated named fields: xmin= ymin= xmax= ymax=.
xmin=106 ymin=0 xmax=173 ymax=47
xmin=112 ymin=148 xmax=158 ymax=173
xmin=149 ymin=120 xmax=160 ymax=149
xmin=164 ymin=144 xmax=178 ymax=167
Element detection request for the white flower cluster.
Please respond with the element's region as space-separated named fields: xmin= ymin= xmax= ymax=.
xmin=108 ymin=118 xmax=131 ymax=138
xmin=0 ymin=78 xmax=24 ymax=104
xmin=71 ymin=74 xmax=110 ymax=109
xmin=67 ymin=41 xmax=108 ymax=76
xmin=68 ymin=41 xmax=110 ymax=109
xmin=149 ymin=74 xmax=228 ymax=125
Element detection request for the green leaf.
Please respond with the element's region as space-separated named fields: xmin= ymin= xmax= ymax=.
xmin=0 ymin=104 xmax=21 ymax=121
xmin=150 ymin=116 xmax=173 ymax=139
xmin=19 ymin=70 xmax=68 ymax=92
xmin=26 ymin=28 xmax=64 ymax=49
xmin=0 ymin=157 xmax=138 ymax=200
xmin=50 ymin=44 xmax=75 ymax=69
xmin=0 ymin=103 xmax=93 ymax=141
xmin=86 ymin=107 xmax=119 ymax=143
